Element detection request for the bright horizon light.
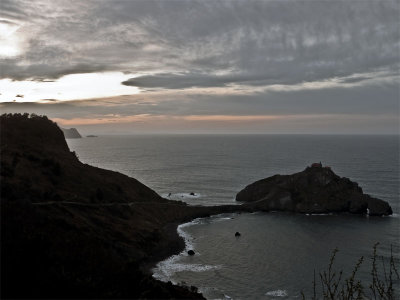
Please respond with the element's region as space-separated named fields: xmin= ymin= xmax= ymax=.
xmin=0 ymin=72 xmax=140 ymax=103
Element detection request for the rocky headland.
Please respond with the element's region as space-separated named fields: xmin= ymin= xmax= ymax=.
xmin=236 ymin=162 xmax=392 ymax=216
xmin=1 ymin=114 xmax=393 ymax=299
xmin=1 ymin=114 xmax=242 ymax=299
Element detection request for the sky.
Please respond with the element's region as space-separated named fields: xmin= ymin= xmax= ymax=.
xmin=0 ymin=0 xmax=399 ymax=134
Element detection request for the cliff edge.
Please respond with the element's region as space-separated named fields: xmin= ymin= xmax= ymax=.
xmin=1 ymin=113 xmax=212 ymax=299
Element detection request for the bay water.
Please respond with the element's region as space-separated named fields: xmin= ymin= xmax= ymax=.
xmin=67 ymin=134 xmax=399 ymax=299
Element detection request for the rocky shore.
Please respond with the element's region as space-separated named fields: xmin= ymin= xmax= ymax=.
xmin=1 ymin=114 xmax=393 ymax=299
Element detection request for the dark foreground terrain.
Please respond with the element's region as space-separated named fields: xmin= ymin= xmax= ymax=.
xmin=1 ymin=114 xmax=392 ymax=299
xmin=1 ymin=114 xmax=242 ymax=299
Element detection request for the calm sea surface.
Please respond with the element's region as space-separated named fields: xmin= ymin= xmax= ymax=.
xmin=67 ymin=135 xmax=399 ymax=299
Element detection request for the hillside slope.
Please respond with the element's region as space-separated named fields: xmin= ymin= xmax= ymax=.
xmin=1 ymin=114 xmax=221 ymax=298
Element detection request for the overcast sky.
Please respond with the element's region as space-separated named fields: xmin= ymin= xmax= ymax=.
xmin=0 ymin=0 xmax=398 ymax=134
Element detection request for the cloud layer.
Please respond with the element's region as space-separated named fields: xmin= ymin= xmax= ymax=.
xmin=0 ymin=0 xmax=398 ymax=133
xmin=1 ymin=0 xmax=398 ymax=82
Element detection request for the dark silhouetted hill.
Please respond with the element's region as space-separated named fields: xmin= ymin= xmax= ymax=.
xmin=1 ymin=113 xmax=232 ymax=299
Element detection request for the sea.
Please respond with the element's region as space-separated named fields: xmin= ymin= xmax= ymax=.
xmin=67 ymin=134 xmax=399 ymax=299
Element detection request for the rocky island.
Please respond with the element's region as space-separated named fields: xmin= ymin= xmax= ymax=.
xmin=1 ymin=114 xmax=393 ymax=299
xmin=236 ymin=162 xmax=392 ymax=216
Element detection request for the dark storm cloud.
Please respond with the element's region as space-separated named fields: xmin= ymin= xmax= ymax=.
xmin=121 ymin=73 xmax=253 ymax=89
xmin=0 ymin=60 xmax=109 ymax=81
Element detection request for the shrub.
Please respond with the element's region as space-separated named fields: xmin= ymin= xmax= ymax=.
xmin=302 ymin=243 xmax=399 ymax=300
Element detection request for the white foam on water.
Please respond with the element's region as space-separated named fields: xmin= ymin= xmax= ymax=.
xmin=177 ymin=219 xmax=204 ymax=251
xmin=152 ymin=255 xmax=222 ymax=283
xmin=305 ymin=213 xmax=334 ymax=216
xmin=162 ymin=192 xmax=203 ymax=199
xmin=265 ymin=289 xmax=288 ymax=297
xmin=216 ymin=217 xmax=233 ymax=221
xmin=152 ymin=213 xmax=242 ymax=288
xmin=196 ymin=286 xmax=231 ymax=300
xmin=210 ymin=213 xmax=238 ymax=221
xmin=152 ymin=217 xmax=223 ymax=282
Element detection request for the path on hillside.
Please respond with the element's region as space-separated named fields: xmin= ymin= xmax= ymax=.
xmin=31 ymin=200 xmax=189 ymax=207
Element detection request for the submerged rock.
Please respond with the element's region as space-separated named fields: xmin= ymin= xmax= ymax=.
xmin=236 ymin=164 xmax=392 ymax=216
xmin=235 ymin=232 xmax=241 ymax=237
xmin=188 ymin=250 xmax=195 ymax=256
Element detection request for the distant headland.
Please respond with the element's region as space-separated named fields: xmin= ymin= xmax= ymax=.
xmin=61 ymin=127 xmax=82 ymax=139
xmin=0 ymin=113 xmax=393 ymax=299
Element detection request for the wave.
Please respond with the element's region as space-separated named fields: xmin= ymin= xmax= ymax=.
xmin=162 ymin=192 xmax=203 ymax=199
xmin=265 ymin=289 xmax=288 ymax=297
xmin=153 ymin=215 xmax=233 ymax=282
xmin=154 ymin=259 xmax=221 ymax=281
xmin=174 ymin=213 xmax=238 ymax=251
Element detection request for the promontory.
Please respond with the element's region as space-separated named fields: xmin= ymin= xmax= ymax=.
xmin=1 ymin=113 xmax=242 ymax=299
xmin=236 ymin=162 xmax=392 ymax=216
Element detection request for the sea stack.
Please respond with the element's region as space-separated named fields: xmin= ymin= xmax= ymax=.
xmin=236 ymin=163 xmax=392 ymax=216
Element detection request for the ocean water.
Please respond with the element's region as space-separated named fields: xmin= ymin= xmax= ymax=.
xmin=67 ymin=135 xmax=399 ymax=299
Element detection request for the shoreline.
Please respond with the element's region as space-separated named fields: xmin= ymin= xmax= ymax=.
xmin=142 ymin=221 xmax=187 ymax=276
xmin=148 ymin=212 xmax=240 ymax=285
xmin=149 ymin=210 xmax=400 ymax=300
xmin=147 ymin=209 xmax=400 ymax=297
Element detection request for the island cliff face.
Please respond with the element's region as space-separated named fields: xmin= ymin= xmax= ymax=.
xmin=236 ymin=164 xmax=392 ymax=216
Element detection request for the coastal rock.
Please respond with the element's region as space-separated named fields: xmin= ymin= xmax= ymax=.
xmin=236 ymin=164 xmax=392 ymax=216
xmin=235 ymin=232 xmax=241 ymax=237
